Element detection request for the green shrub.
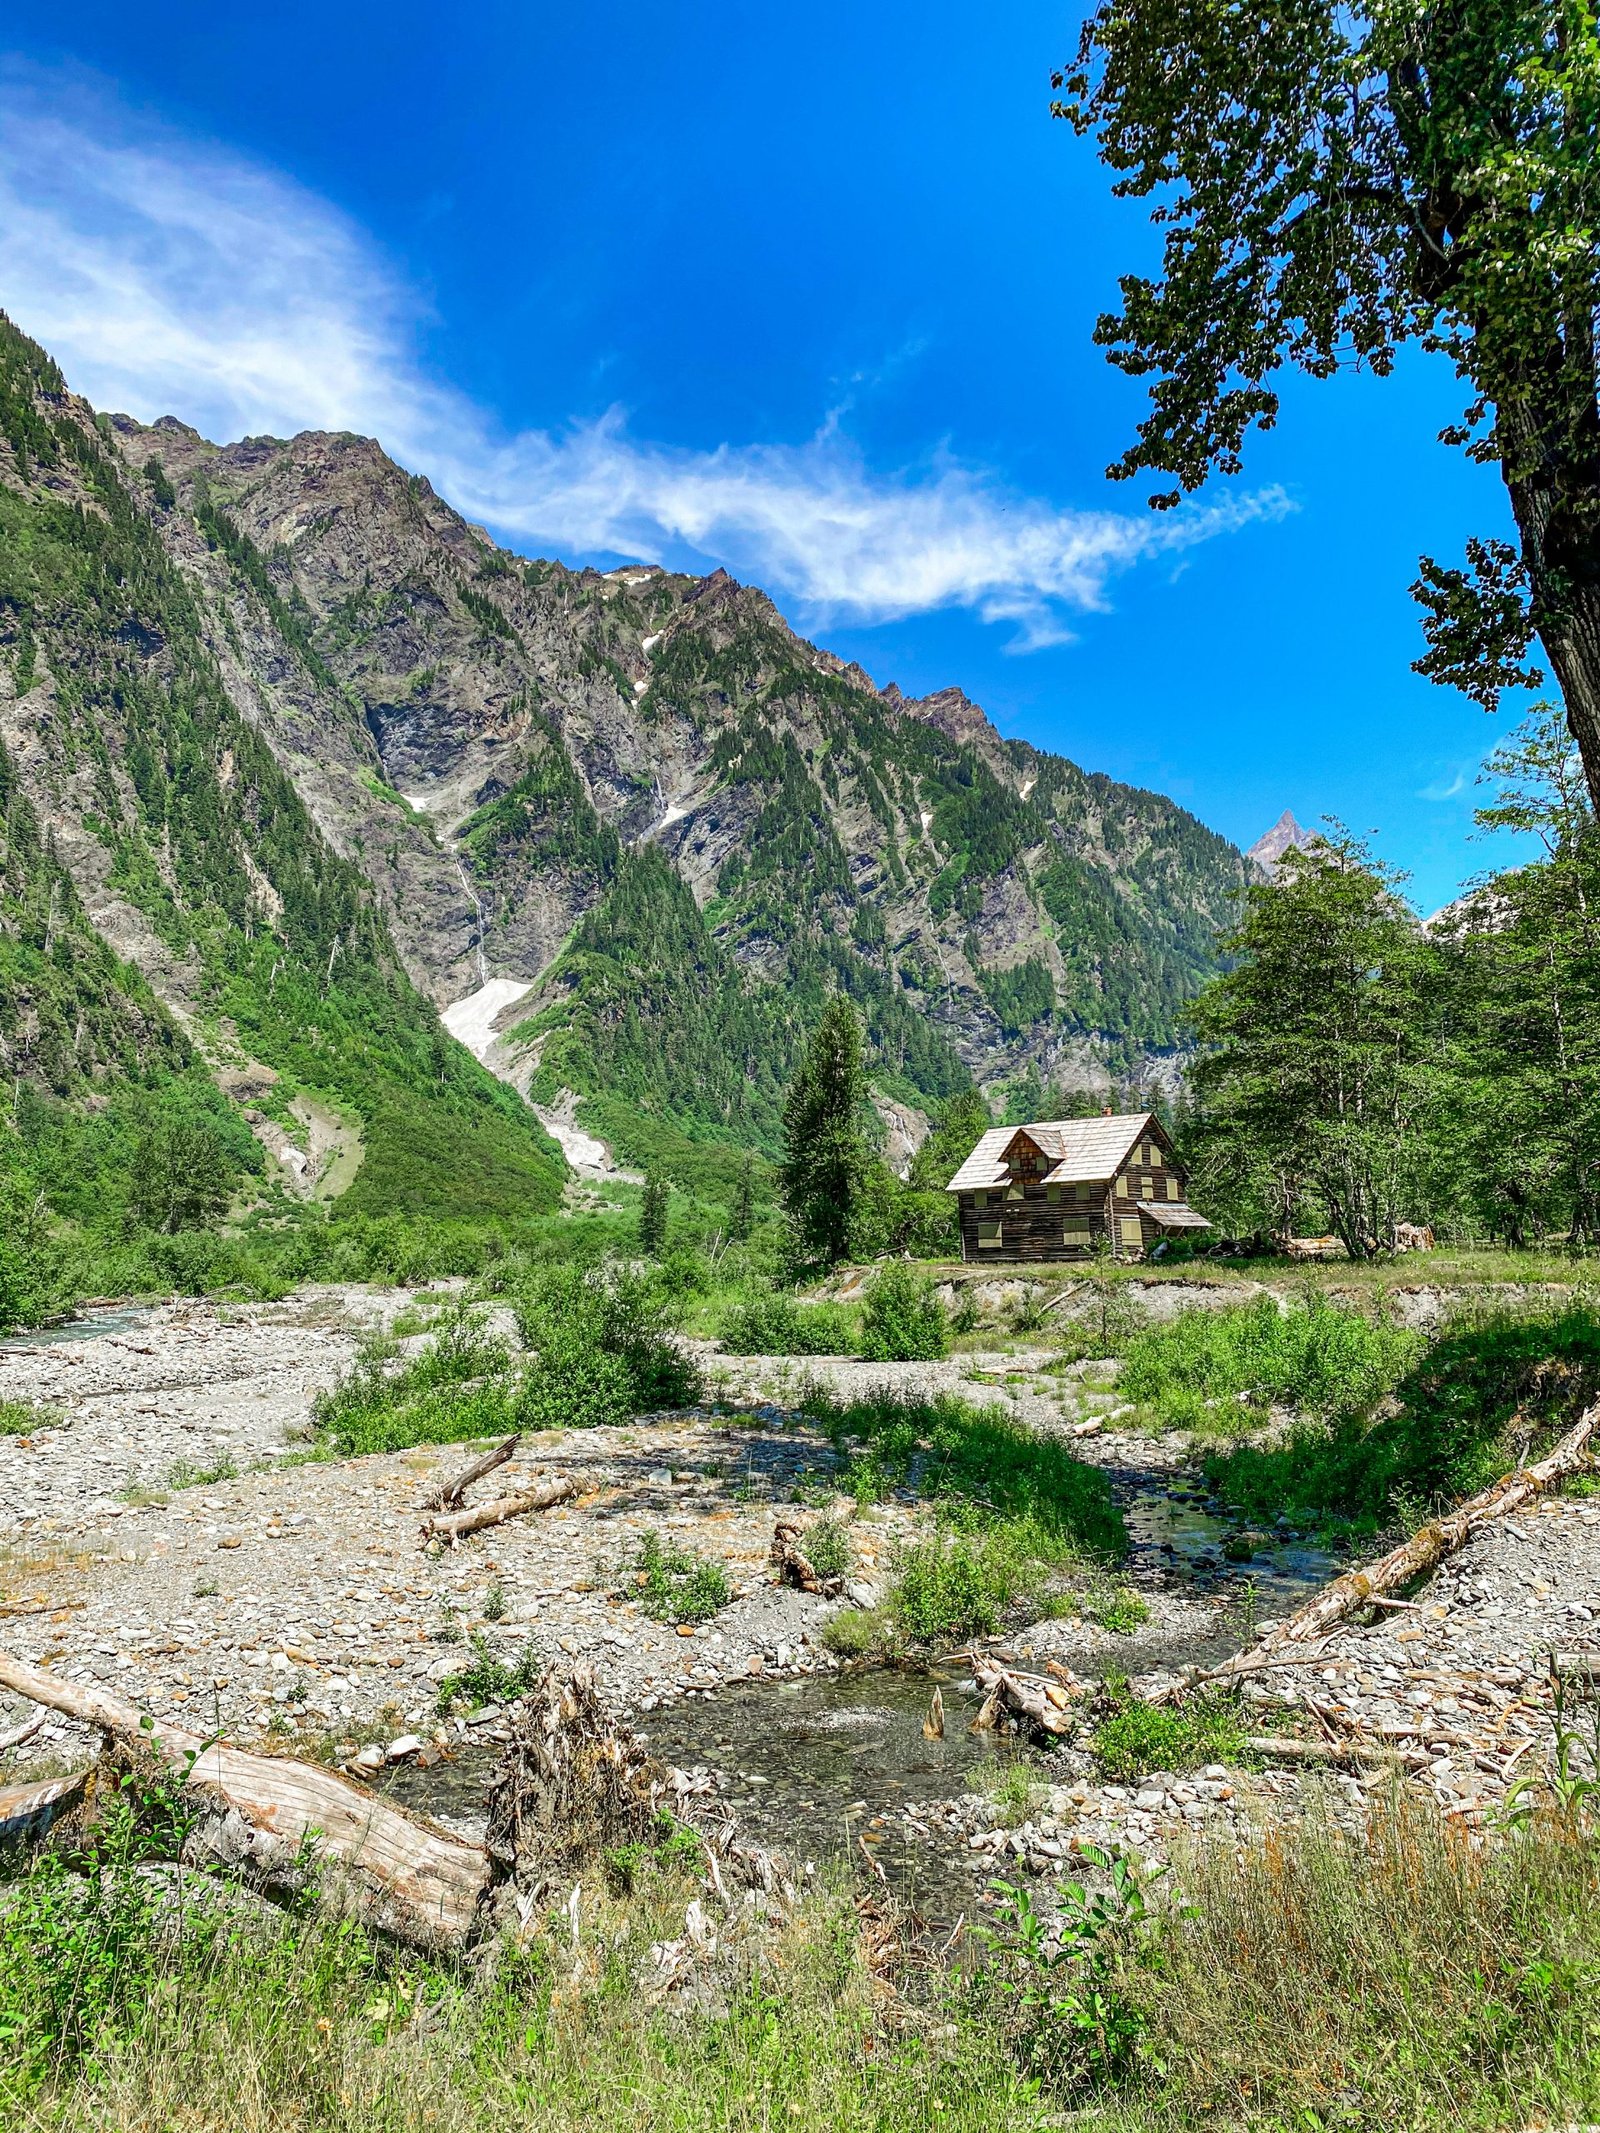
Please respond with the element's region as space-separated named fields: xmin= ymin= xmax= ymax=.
xmin=1118 ymin=1293 xmax=1417 ymax=1431
xmin=312 ymin=1304 xmax=517 ymax=1456
xmin=801 ymin=1515 xmax=853 ymax=1582
xmin=1081 ymin=1586 xmax=1150 ymax=1633
xmin=1089 ymin=1684 xmax=1244 ymax=1780
xmin=0 ymin=1396 xmax=54 ymax=1436
xmin=434 ymin=1631 xmax=541 ymax=1715
xmin=719 ymin=1290 xmax=857 ymax=1356
xmin=632 ymin=1529 xmax=731 ymax=1624
xmin=859 ymin=1263 xmax=949 ymax=1361
xmin=515 ymin=1263 xmax=701 ymax=1428
xmin=1210 ymin=1298 xmax=1600 ymax=1537
xmin=892 ymin=1522 xmax=1044 ymax=1641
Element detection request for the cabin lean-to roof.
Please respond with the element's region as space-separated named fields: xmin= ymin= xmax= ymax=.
xmin=945 ymin=1112 xmax=1162 ymax=1194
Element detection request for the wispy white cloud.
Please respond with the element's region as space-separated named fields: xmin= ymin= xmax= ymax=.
xmin=0 ymin=70 xmax=1292 ymax=645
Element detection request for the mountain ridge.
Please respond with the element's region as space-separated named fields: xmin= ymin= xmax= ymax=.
xmin=1 ymin=311 xmax=1251 ymax=1211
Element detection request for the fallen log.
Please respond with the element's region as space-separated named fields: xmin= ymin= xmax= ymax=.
xmin=0 ymin=1651 xmax=489 ymax=1949
xmin=421 ymin=1469 xmax=589 ymax=1545
xmin=969 ymin=1654 xmax=1081 ymax=1738
xmin=420 ymin=1432 xmax=520 ymax=1513
xmin=0 ymin=1769 xmax=90 ymax=1847
xmin=1166 ymin=1401 xmax=1599 ymax=1701
xmin=769 ymin=1518 xmax=844 ymax=1597
xmin=1243 ymin=1734 xmax=1430 ymax=1773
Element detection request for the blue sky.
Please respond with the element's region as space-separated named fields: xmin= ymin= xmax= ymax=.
xmin=0 ymin=2 xmax=1533 ymax=908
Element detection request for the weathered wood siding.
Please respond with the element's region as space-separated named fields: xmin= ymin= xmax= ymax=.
xmin=956 ymin=1120 xmax=1188 ymax=1264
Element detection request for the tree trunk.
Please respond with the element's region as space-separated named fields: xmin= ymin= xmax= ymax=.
xmin=1502 ymin=399 xmax=1600 ymax=815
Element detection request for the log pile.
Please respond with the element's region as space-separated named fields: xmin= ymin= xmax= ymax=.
xmin=967 ymin=1653 xmax=1083 ymax=1739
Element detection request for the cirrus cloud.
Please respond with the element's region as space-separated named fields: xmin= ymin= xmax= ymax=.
xmin=0 ymin=69 xmax=1292 ymax=648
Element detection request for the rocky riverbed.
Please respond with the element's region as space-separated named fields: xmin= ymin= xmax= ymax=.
xmin=1 ymin=1285 xmax=1590 ymax=1913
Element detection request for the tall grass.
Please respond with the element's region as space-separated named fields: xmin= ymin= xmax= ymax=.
xmin=1209 ymin=1297 xmax=1600 ymax=1537
xmin=1117 ymin=1293 xmax=1419 ymax=1433
xmin=1096 ymin=1796 xmax=1600 ymax=2128
xmin=0 ymin=1853 xmax=1043 ymax=2133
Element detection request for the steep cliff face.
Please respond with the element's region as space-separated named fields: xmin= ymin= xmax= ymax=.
xmin=0 ymin=308 xmax=1248 ymax=1197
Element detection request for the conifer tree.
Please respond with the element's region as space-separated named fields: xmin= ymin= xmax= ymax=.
xmin=729 ymin=1153 xmax=755 ymax=1242
xmin=638 ymin=1171 xmax=670 ymax=1256
xmin=781 ymin=996 xmax=870 ymax=1265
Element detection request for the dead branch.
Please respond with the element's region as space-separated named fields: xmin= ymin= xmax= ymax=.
xmin=0 ymin=1650 xmax=489 ymax=1948
xmin=420 ymin=1433 xmax=520 ymax=1513
xmin=421 ymin=1469 xmax=589 ymax=1545
xmin=769 ymin=1518 xmax=844 ymax=1597
xmin=1164 ymin=1402 xmax=1599 ymax=1702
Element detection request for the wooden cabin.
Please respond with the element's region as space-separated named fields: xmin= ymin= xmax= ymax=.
xmin=945 ymin=1112 xmax=1210 ymax=1264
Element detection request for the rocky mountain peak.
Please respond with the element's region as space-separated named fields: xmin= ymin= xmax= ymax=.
xmin=1247 ymin=809 xmax=1319 ymax=877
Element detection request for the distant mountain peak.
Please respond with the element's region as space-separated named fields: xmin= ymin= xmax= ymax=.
xmin=1247 ymin=810 xmax=1319 ymax=876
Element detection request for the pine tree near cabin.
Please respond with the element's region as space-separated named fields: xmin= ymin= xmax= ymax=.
xmin=781 ymin=996 xmax=871 ymax=1266
xmin=1060 ymin=2 xmax=1600 ymax=811
xmin=638 ymin=1172 xmax=670 ymax=1256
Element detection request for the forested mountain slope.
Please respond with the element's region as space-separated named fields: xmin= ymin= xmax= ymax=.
xmin=0 ymin=316 xmax=565 ymax=1222
xmin=0 ymin=309 xmax=1249 ymax=1204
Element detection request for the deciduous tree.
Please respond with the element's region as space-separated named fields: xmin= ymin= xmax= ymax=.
xmin=1060 ymin=2 xmax=1600 ymax=807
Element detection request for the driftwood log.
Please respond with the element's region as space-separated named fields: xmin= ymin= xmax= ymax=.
xmin=0 ymin=1769 xmax=90 ymax=1848
xmin=769 ymin=1519 xmax=845 ymax=1598
xmin=421 ymin=1469 xmax=589 ymax=1545
xmin=1166 ymin=1401 xmax=1600 ymax=1703
xmin=420 ymin=1433 xmax=520 ymax=1513
xmin=1243 ymin=1734 xmax=1430 ymax=1773
xmin=0 ymin=1651 xmax=489 ymax=1948
xmin=968 ymin=1654 xmax=1082 ymax=1738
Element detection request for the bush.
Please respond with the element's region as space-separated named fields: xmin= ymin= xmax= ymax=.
xmin=631 ymin=1529 xmax=731 ymax=1624
xmin=515 ymin=1263 xmax=701 ymax=1428
xmin=859 ymin=1263 xmax=949 ymax=1362
xmin=312 ymin=1304 xmax=517 ymax=1455
xmin=1209 ymin=1298 xmax=1600 ymax=1537
xmin=434 ymin=1630 xmax=541 ymax=1715
xmin=1089 ymin=1683 xmax=1244 ymax=1780
xmin=892 ymin=1522 xmax=1046 ymax=1641
xmin=719 ymin=1290 xmax=858 ymax=1357
xmin=1118 ymin=1293 xmax=1417 ymax=1431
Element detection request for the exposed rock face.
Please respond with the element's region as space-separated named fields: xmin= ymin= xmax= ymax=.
xmin=1246 ymin=810 xmax=1320 ymax=878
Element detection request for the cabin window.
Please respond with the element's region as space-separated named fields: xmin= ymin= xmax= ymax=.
xmin=1076 ymin=1180 xmax=1094 ymax=1202
xmin=1119 ymin=1217 xmax=1143 ymax=1250
xmin=1117 ymin=1172 xmax=1131 ymax=1197
xmin=1148 ymin=1142 xmax=1162 ymax=1166
xmin=1166 ymin=1177 xmax=1180 ymax=1202
xmin=1063 ymin=1222 xmax=1091 ymax=1248
xmin=1046 ymin=1184 xmax=1061 ymax=1205
xmin=978 ymin=1220 xmax=1003 ymax=1250
xmin=972 ymin=1190 xmax=987 ymax=1210
xmin=1006 ymin=1183 xmax=1023 ymax=1202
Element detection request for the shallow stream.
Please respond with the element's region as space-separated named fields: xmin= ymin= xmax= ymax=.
xmin=0 ymin=1305 xmax=154 ymax=1353
xmin=387 ymin=1461 xmax=1341 ymax=1913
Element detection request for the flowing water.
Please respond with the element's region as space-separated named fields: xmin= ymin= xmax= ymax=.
xmin=386 ymin=1468 xmax=1341 ymax=1915
xmin=0 ymin=1305 xmax=153 ymax=1353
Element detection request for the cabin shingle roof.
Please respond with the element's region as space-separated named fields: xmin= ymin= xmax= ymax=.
xmin=944 ymin=1112 xmax=1157 ymax=1194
